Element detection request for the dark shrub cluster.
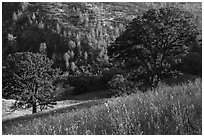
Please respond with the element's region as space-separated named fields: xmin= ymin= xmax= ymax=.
xmin=56 ymin=74 xmax=104 ymax=95
xmin=54 ymin=67 xmax=126 ymax=95
xmin=108 ymin=74 xmax=136 ymax=96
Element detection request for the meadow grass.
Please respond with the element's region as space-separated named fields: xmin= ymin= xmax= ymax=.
xmin=2 ymin=78 xmax=202 ymax=135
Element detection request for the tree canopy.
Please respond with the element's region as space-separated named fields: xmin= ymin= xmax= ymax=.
xmin=108 ymin=7 xmax=198 ymax=90
xmin=3 ymin=52 xmax=60 ymax=113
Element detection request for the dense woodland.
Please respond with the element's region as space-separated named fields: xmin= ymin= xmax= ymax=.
xmin=2 ymin=2 xmax=202 ymax=113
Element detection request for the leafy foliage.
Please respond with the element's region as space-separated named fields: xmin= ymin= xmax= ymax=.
xmin=3 ymin=52 xmax=60 ymax=113
xmin=2 ymin=2 xmax=126 ymax=75
xmin=3 ymin=3 xmax=201 ymax=77
xmin=108 ymin=74 xmax=135 ymax=96
xmin=108 ymin=7 xmax=198 ymax=90
xmin=177 ymin=38 xmax=202 ymax=77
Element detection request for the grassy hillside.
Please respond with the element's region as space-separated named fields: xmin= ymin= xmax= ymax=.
xmin=2 ymin=78 xmax=201 ymax=135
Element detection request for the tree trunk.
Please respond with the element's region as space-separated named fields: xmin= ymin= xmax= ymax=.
xmin=32 ymin=102 xmax=37 ymax=114
xmin=31 ymin=93 xmax=37 ymax=114
xmin=32 ymin=82 xmax=38 ymax=114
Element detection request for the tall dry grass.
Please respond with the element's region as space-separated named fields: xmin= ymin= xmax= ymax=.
xmin=2 ymin=78 xmax=202 ymax=135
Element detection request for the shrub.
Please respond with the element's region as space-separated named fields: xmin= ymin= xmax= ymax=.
xmin=58 ymin=74 xmax=104 ymax=95
xmin=101 ymin=67 xmax=125 ymax=84
xmin=108 ymin=74 xmax=136 ymax=96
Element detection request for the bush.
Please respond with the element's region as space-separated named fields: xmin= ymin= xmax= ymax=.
xmin=57 ymin=74 xmax=104 ymax=95
xmin=108 ymin=74 xmax=136 ymax=96
xmin=179 ymin=52 xmax=202 ymax=76
xmin=55 ymin=67 xmax=126 ymax=95
xmin=100 ymin=67 xmax=125 ymax=84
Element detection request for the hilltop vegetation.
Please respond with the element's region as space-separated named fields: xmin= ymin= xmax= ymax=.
xmin=2 ymin=2 xmax=201 ymax=73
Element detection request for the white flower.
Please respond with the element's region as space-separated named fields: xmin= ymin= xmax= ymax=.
xmin=7 ymin=34 xmax=16 ymax=41
xmin=105 ymin=103 xmax=108 ymax=107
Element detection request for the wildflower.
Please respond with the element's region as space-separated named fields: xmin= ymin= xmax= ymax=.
xmin=7 ymin=34 xmax=16 ymax=41
xmin=105 ymin=103 xmax=108 ymax=107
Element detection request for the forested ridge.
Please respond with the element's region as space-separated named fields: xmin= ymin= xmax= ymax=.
xmin=3 ymin=2 xmax=201 ymax=73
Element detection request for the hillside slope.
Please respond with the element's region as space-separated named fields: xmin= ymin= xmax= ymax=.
xmin=3 ymin=2 xmax=201 ymax=56
xmin=2 ymin=79 xmax=201 ymax=135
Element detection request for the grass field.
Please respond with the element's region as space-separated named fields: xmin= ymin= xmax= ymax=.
xmin=2 ymin=78 xmax=202 ymax=135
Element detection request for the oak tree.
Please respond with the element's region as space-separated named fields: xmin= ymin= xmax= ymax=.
xmin=3 ymin=52 xmax=60 ymax=113
xmin=108 ymin=7 xmax=198 ymax=90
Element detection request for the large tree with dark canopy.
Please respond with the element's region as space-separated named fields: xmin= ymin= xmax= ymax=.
xmin=3 ymin=52 xmax=60 ymax=113
xmin=108 ymin=7 xmax=198 ymax=90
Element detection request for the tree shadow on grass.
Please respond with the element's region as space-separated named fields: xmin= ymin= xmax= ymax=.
xmin=55 ymin=87 xmax=111 ymax=101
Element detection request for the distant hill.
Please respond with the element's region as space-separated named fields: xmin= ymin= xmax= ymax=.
xmin=2 ymin=2 xmax=201 ymax=72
